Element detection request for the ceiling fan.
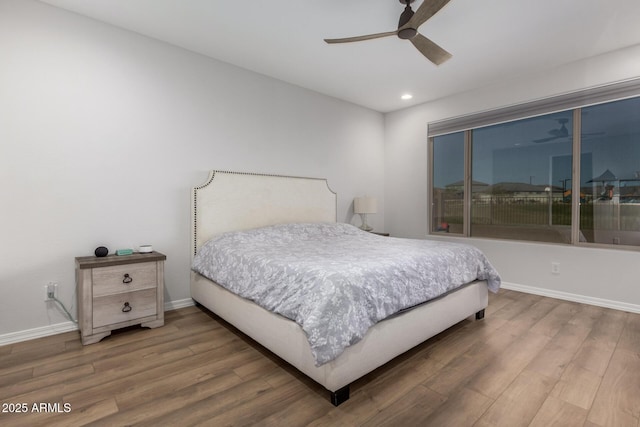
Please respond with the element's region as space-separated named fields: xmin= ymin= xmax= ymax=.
xmin=533 ymin=118 xmax=606 ymax=143
xmin=533 ymin=118 xmax=571 ymax=143
xmin=324 ymin=0 xmax=453 ymax=66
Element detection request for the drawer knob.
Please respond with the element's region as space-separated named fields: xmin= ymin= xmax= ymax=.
xmin=122 ymin=302 xmax=132 ymax=313
xmin=122 ymin=274 xmax=133 ymax=284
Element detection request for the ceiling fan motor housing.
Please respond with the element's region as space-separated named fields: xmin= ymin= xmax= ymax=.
xmin=398 ymin=27 xmax=418 ymax=39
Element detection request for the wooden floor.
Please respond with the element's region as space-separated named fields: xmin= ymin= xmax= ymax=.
xmin=1 ymin=289 xmax=640 ymax=426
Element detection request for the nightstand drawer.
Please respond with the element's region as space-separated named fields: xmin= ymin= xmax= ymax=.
xmin=92 ymin=262 xmax=157 ymax=297
xmin=93 ymin=288 xmax=157 ymax=328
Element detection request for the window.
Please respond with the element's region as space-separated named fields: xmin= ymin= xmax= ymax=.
xmin=428 ymin=80 xmax=640 ymax=249
xmin=432 ymin=132 xmax=464 ymax=234
xmin=580 ymin=98 xmax=640 ymax=245
xmin=470 ymin=112 xmax=573 ymax=243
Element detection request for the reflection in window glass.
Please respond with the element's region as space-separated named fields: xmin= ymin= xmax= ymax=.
xmin=432 ymin=132 xmax=464 ymax=233
xmin=580 ymin=97 xmax=640 ymax=245
xmin=471 ymin=112 xmax=573 ymax=243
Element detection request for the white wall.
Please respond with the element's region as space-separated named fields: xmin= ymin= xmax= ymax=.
xmin=0 ymin=0 xmax=385 ymax=337
xmin=385 ymin=44 xmax=640 ymax=311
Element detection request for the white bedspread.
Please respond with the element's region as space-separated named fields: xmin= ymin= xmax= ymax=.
xmin=192 ymin=223 xmax=500 ymax=365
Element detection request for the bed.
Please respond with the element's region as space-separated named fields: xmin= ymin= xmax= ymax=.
xmin=190 ymin=170 xmax=499 ymax=405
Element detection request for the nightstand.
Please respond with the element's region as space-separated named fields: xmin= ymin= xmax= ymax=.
xmin=75 ymin=251 xmax=166 ymax=345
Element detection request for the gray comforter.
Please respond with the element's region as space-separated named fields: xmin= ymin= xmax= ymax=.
xmin=192 ymin=222 xmax=501 ymax=366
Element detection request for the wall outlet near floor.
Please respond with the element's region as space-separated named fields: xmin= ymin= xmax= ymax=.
xmin=551 ymin=262 xmax=560 ymax=275
xmin=45 ymin=282 xmax=58 ymax=301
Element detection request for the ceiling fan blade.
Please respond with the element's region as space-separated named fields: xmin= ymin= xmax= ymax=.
xmin=533 ymin=134 xmax=569 ymax=143
xmin=324 ymin=30 xmax=397 ymax=44
xmin=533 ymin=136 xmax=559 ymax=143
xmin=535 ymin=131 xmax=605 ymax=143
xmin=410 ymin=33 xmax=452 ymax=65
xmin=405 ymin=0 xmax=452 ymax=29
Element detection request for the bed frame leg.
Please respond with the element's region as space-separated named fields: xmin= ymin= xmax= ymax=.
xmin=330 ymin=385 xmax=350 ymax=406
xmin=475 ymin=309 xmax=485 ymax=320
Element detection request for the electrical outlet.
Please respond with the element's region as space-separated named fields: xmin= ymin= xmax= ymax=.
xmin=45 ymin=282 xmax=58 ymax=301
xmin=551 ymin=262 xmax=560 ymax=275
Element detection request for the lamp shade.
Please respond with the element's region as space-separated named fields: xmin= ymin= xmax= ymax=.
xmin=354 ymin=197 xmax=377 ymax=214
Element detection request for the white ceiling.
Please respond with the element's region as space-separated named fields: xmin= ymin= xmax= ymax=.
xmin=39 ymin=0 xmax=640 ymax=113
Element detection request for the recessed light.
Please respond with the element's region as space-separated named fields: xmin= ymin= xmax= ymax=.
xmin=401 ymin=94 xmax=413 ymax=100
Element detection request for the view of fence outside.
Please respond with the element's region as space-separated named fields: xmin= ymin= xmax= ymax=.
xmin=437 ymin=193 xmax=640 ymax=235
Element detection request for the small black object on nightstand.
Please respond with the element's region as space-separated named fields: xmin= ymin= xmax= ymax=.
xmin=94 ymin=246 xmax=109 ymax=257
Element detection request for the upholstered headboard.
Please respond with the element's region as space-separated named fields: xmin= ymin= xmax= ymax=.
xmin=191 ymin=171 xmax=337 ymax=256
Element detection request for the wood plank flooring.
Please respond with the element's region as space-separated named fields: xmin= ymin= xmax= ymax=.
xmin=1 ymin=289 xmax=639 ymax=426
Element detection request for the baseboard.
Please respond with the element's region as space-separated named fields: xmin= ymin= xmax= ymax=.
xmin=501 ymin=282 xmax=640 ymax=314
xmin=164 ymin=297 xmax=195 ymax=311
xmin=0 ymin=321 xmax=79 ymax=347
xmin=0 ymin=298 xmax=196 ymax=347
